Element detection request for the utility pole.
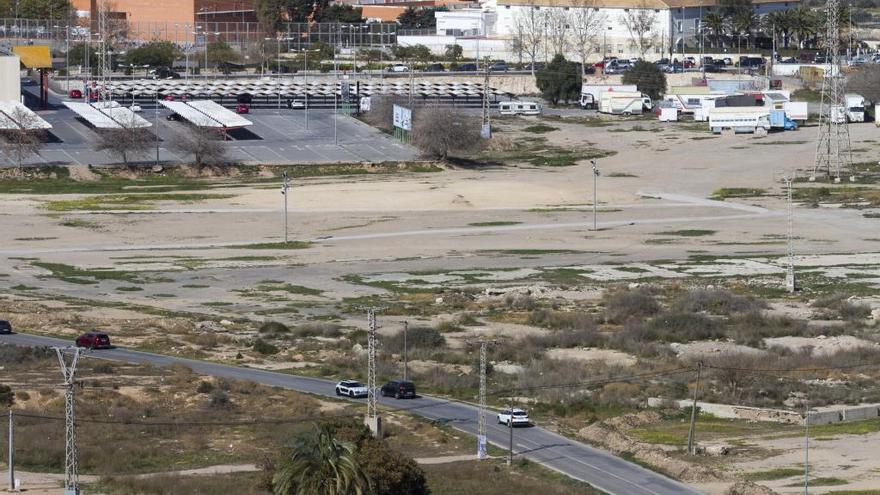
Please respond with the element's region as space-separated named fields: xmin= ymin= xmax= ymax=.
xmin=591 ymin=159 xmax=600 ymax=231
xmin=363 ymin=307 xmax=384 ymax=438
xmin=507 ymin=397 xmax=514 ymax=466
xmin=408 ymin=60 xmax=414 ymax=109
xmin=402 ymin=320 xmax=408 ymax=381
xmin=481 ymin=57 xmax=491 ymax=139
xmin=155 ymin=91 xmax=160 ymax=166
xmin=281 ymin=171 xmax=290 ymax=243
xmin=468 ymin=339 xmax=497 ymax=460
xmin=56 ymin=347 xmax=82 ymax=495
xmin=785 ymin=174 xmax=797 ymax=293
xmin=804 ymin=397 xmax=810 ymax=495
xmin=686 ymin=362 xmax=702 ymax=455
xmin=7 ymin=410 xmax=13 ymax=492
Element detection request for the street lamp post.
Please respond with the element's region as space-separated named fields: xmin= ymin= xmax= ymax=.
xmin=591 ymin=160 xmax=600 ymax=231
xmin=281 ymin=171 xmax=290 ymax=243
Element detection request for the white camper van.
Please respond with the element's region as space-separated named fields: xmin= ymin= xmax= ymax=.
xmin=499 ymin=101 xmax=542 ymax=116
xmin=598 ymin=92 xmax=650 ymax=116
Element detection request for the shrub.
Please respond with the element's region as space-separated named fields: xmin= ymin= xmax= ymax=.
xmin=291 ymin=322 xmax=342 ymax=338
xmin=384 ymin=326 xmax=445 ymax=351
xmin=92 ymin=363 xmax=115 ymax=374
xmin=599 ymin=383 xmax=641 ymax=406
xmin=673 ymin=289 xmax=764 ymax=315
xmin=209 ymin=389 xmax=231 ymax=408
xmin=0 ymin=385 xmax=13 ymax=407
xmin=812 ymin=294 xmax=871 ymax=321
xmin=528 ymin=309 xmax=594 ymax=331
xmin=196 ymin=381 xmax=214 ymax=394
xmin=526 ymin=326 xmax=604 ymax=349
xmin=729 ymin=311 xmax=806 ymax=346
xmin=621 ymin=312 xmax=723 ymax=343
xmin=15 ymin=391 xmax=30 ymax=401
xmin=253 ymin=339 xmax=279 ymax=355
xmin=412 ymin=107 xmax=483 ymax=160
xmin=604 ymin=288 xmax=660 ymax=324
xmin=259 ymin=321 xmax=290 ymax=334
xmin=621 ymin=60 xmax=667 ymax=100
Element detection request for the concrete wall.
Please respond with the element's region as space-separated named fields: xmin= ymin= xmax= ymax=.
xmin=0 ymin=56 xmax=21 ymax=102
xmin=649 ymin=398 xmax=880 ymax=426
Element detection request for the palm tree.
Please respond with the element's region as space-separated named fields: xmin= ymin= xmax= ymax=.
xmin=763 ymin=11 xmax=791 ymax=49
xmin=273 ymin=425 xmax=371 ymax=495
xmin=731 ymin=8 xmax=758 ymax=50
xmin=788 ymin=7 xmax=821 ymax=49
xmin=702 ymin=12 xmax=726 ymax=49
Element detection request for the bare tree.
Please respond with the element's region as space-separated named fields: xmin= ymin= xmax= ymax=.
xmin=170 ymin=126 xmax=228 ymax=169
xmin=507 ymin=17 xmax=527 ymax=65
xmin=622 ymin=1 xmax=660 ymax=59
xmin=93 ymin=114 xmax=152 ymax=165
xmin=511 ymin=3 xmax=547 ymax=76
xmin=569 ymin=0 xmax=607 ymax=76
xmin=0 ymin=108 xmax=46 ymax=169
xmin=544 ymin=8 xmax=571 ymax=57
xmin=412 ymin=107 xmax=483 ymax=160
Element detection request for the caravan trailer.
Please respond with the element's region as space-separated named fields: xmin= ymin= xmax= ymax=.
xmin=708 ymin=107 xmax=771 ymax=134
xmin=499 ymin=101 xmax=542 ymax=116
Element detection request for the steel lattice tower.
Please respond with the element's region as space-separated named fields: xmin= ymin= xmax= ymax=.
xmin=366 ymin=308 xmax=379 ymax=420
xmin=478 ymin=342 xmax=488 ymax=459
xmin=811 ymin=0 xmax=853 ymax=182
xmin=56 ymin=347 xmax=82 ymax=495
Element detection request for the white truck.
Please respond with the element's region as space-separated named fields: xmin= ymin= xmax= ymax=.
xmin=580 ymin=84 xmax=637 ymax=109
xmin=845 ymin=93 xmax=865 ymax=122
xmin=598 ymin=91 xmax=651 ymax=116
xmin=708 ymin=106 xmax=771 ymax=134
xmin=783 ymin=101 xmax=809 ymax=122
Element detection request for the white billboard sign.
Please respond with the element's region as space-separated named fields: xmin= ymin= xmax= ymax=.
xmin=392 ymin=104 xmax=412 ymax=131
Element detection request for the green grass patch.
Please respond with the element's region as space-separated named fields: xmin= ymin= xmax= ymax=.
xmin=486 ymin=249 xmax=582 ymax=255
xmin=606 ymin=172 xmax=638 ymax=177
xmin=233 ymin=241 xmax=313 ymax=250
xmin=792 ymin=88 xmax=822 ymax=103
xmin=826 ymin=490 xmax=880 ymax=495
xmin=252 ymin=283 xmax=323 ymax=296
xmin=60 ymin=218 xmax=102 ymax=229
xmin=45 ymin=193 xmax=234 ymax=212
xmin=786 ymin=477 xmax=847 ymax=487
xmin=468 ymin=221 xmax=523 ymax=227
xmin=32 ymin=261 xmax=143 ymax=284
xmin=522 ymin=124 xmax=559 ymax=134
xmin=752 ymin=140 xmax=809 ymax=145
xmin=655 ymin=229 xmax=716 ymax=237
xmin=115 ymin=286 xmax=143 ymax=292
xmin=711 ymin=187 xmax=767 ymax=199
xmin=203 ymin=301 xmax=233 ymax=306
xmin=744 ymin=467 xmax=804 ymax=481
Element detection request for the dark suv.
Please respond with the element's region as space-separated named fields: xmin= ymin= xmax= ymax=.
xmin=380 ymin=380 xmax=416 ymax=399
xmin=0 ymin=320 xmax=11 ymax=334
xmin=75 ymin=332 xmax=111 ymax=349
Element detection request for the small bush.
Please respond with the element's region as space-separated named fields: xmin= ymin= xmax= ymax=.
xmin=0 ymin=385 xmax=13 ymax=406
xmin=673 ymin=289 xmax=765 ymax=315
xmin=196 ymin=381 xmax=214 ymax=394
xmin=291 ymin=322 xmax=342 ymax=338
xmin=252 ymin=339 xmax=279 ymax=355
xmin=812 ymin=294 xmax=872 ymax=321
xmin=528 ymin=309 xmax=594 ymax=330
xmin=604 ymin=288 xmax=659 ymax=324
xmin=259 ymin=321 xmax=290 ymax=334
xmin=435 ymin=320 xmax=463 ymax=333
xmin=15 ymin=391 xmax=30 ymax=401
xmin=92 ymin=363 xmax=115 ymax=374
xmin=384 ymin=326 xmax=445 ymax=351
xmin=208 ymin=389 xmax=230 ymax=408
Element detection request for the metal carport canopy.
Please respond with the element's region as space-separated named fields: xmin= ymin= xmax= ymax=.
xmin=0 ymin=100 xmax=52 ymax=130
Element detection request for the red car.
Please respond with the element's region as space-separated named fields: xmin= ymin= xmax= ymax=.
xmin=236 ymin=104 xmax=249 ymax=114
xmin=75 ymin=332 xmax=111 ymax=349
xmin=68 ymin=89 xmax=82 ymax=99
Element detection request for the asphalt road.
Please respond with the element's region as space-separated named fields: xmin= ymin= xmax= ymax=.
xmin=0 ymin=332 xmax=702 ymax=495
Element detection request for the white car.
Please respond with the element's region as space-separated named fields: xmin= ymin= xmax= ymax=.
xmin=335 ymin=380 xmax=369 ymax=398
xmin=129 ymin=104 xmax=142 ymax=112
xmin=387 ymin=64 xmax=409 ymax=73
xmin=288 ymin=100 xmax=305 ymax=109
xmin=498 ymin=408 xmax=530 ymax=427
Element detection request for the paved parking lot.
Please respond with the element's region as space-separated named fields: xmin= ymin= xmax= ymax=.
xmin=6 ymin=103 xmax=417 ymax=166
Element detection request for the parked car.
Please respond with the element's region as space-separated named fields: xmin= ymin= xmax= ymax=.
xmin=738 ymin=56 xmax=765 ymax=68
xmin=523 ymin=62 xmax=546 ymax=71
xmin=163 ymin=94 xmax=175 ymax=101
xmin=458 ymin=63 xmax=478 ymax=72
xmin=703 ymin=62 xmax=724 ymax=73
xmin=129 ymin=104 xmax=142 ymax=112
xmin=380 ymin=380 xmax=416 ymax=399
xmin=387 ymin=64 xmax=409 ymax=72
xmin=68 ymin=89 xmax=82 ymax=99
xmin=237 ymin=93 xmax=253 ymax=104
xmin=150 ymin=67 xmax=181 ymax=79
xmin=335 ymin=380 xmax=369 ymax=398
xmin=497 ymin=408 xmax=530 ymax=427
xmin=722 ymin=57 xmax=733 ymax=66
xmin=235 ymin=104 xmax=249 ymax=114
xmin=287 ymin=99 xmax=305 ymax=109
xmin=424 ymin=63 xmax=445 ymax=72
xmin=0 ymin=320 xmax=11 ymax=334
xmin=75 ymin=332 xmax=111 ymax=349
xmin=489 ymin=62 xmax=509 ymax=72
xmin=665 ymin=63 xmax=684 ymax=73
xmin=166 ymin=113 xmax=181 ymax=121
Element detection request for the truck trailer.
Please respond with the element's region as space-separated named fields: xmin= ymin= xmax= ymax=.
xmin=598 ymin=92 xmax=649 ymax=115
xmin=580 ymin=84 xmax=637 ymax=109
xmin=708 ymin=107 xmax=772 ymax=134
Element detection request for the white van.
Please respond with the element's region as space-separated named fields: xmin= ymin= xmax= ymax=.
xmin=499 ymin=101 xmax=542 ymax=116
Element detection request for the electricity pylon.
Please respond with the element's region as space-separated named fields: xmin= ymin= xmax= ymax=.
xmin=55 ymin=347 xmax=82 ymax=495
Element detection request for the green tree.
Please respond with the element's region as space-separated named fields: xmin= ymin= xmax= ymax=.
xmin=444 ymin=44 xmax=462 ymax=61
xmin=622 ymin=60 xmax=667 ymax=101
xmin=316 ymin=4 xmax=363 ymax=23
xmin=125 ymin=41 xmax=176 ymax=68
xmin=255 ymin=0 xmax=329 ymax=34
xmin=67 ymin=42 xmax=97 ymax=66
xmin=272 ymin=425 xmax=371 ymax=495
xmin=535 ymin=54 xmax=581 ymax=105
xmin=16 ymin=0 xmax=71 ymax=19
xmin=207 ymin=40 xmax=239 ymax=68
xmin=397 ymin=6 xmax=445 ymax=29
xmin=255 ymin=0 xmax=285 ymax=34
xmin=731 ymin=8 xmax=757 ymax=49
xmin=702 ymin=12 xmax=726 ymax=49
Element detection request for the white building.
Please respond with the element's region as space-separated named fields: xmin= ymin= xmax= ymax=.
xmin=410 ymin=0 xmax=800 ymax=61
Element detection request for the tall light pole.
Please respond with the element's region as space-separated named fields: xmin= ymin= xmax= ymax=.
xmin=155 ymin=90 xmax=160 ymax=166
xmin=281 ymin=171 xmax=290 ymax=243
xmin=591 ymin=159 xmax=600 ymax=231
xmin=303 ymin=48 xmax=310 ymax=130
xmin=266 ymin=36 xmax=282 ymax=109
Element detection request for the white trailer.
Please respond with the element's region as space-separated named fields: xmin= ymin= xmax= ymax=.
xmin=598 ymin=92 xmax=648 ymax=116
xmin=663 ymin=93 xmax=725 ymax=114
xmin=694 ymin=98 xmax=718 ymax=122
xmin=708 ymin=107 xmax=771 ymax=134
xmin=580 ymin=84 xmax=637 ymax=109
xmin=845 ymin=94 xmax=865 ymax=122
xmin=499 ymin=100 xmax=542 ymax=116
xmin=783 ymin=101 xmax=808 ymax=122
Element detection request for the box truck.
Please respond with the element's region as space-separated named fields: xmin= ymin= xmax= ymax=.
xmin=845 ymin=94 xmax=865 ymax=122
xmin=598 ymin=92 xmax=650 ymax=115
xmin=783 ymin=101 xmax=808 ymax=122
xmin=580 ymin=84 xmax=637 ymax=109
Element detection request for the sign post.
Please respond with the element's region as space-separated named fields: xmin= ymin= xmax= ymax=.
xmin=392 ymin=104 xmax=412 ymax=143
